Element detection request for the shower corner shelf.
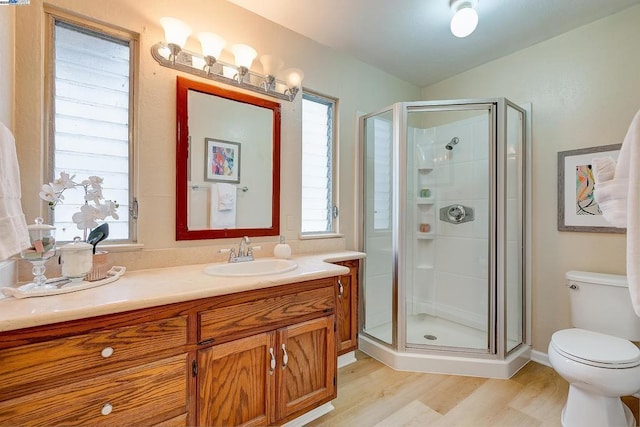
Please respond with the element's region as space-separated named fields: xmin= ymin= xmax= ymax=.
xmin=416 ymin=232 xmax=435 ymax=240
xmin=416 ymin=197 xmax=434 ymax=205
xmin=417 ymin=166 xmax=433 ymax=173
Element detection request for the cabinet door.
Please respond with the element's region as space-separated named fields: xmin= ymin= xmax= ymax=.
xmin=337 ymin=260 xmax=359 ymax=354
xmin=276 ymin=316 xmax=336 ymax=422
xmin=198 ymin=332 xmax=276 ymax=427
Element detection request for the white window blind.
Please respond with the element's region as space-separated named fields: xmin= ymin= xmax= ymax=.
xmin=373 ymin=117 xmax=392 ymax=230
xmin=301 ymin=92 xmax=336 ymax=234
xmin=51 ymin=20 xmax=134 ymax=242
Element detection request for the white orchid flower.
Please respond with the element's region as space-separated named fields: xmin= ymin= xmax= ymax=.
xmin=88 ymin=176 xmax=104 ymax=188
xmin=72 ymin=204 xmax=99 ymax=230
xmin=85 ymin=187 xmax=104 ymax=203
xmin=96 ymin=200 xmax=119 ymax=220
xmin=39 ymin=184 xmax=60 ymax=203
xmin=40 ymin=172 xmax=118 ymax=236
xmin=51 ymin=172 xmax=76 ymax=192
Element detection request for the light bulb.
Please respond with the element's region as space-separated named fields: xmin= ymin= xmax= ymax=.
xmin=198 ymin=32 xmax=226 ymax=60
xmin=449 ymin=0 xmax=479 ymax=38
xmin=284 ymin=68 xmax=304 ymax=88
xmin=231 ymin=44 xmax=257 ymax=69
xmin=159 ymin=17 xmax=192 ymax=49
xmin=450 ymin=7 xmax=478 ymax=37
xmin=260 ymin=55 xmax=284 ymax=77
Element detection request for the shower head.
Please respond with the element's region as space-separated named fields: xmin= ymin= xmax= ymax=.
xmin=445 ymin=137 xmax=459 ymax=150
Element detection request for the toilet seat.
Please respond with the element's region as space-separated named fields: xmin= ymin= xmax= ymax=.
xmin=551 ymin=328 xmax=640 ymax=369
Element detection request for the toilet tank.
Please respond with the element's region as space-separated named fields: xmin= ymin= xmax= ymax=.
xmin=567 ymin=270 xmax=640 ymax=341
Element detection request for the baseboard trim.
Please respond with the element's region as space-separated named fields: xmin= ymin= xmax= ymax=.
xmin=338 ymin=351 xmax=357 ymax=368
xmin=531 ymin=349 xmax=551 ymax=367
xmin=282 ymin=402 xmax=334 ymax=427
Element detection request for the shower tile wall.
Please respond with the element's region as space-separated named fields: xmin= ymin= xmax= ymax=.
xmin=411 ymin=115 xmax=491 ymax=331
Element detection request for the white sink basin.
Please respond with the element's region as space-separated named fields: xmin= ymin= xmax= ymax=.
xmin=204 ymin=259 xmax=298 ymax=277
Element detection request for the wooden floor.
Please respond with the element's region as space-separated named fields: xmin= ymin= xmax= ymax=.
xmin=308 ymin=351 xmax=639 ymax=427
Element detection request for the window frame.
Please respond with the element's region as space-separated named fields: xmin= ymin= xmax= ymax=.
xmin=43 ymin=7 xmax=139 ymax=244
xmin=301 ymin=89 xmax=339 ymax=237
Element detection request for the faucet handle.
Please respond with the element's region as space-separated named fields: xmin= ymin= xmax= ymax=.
xmin=228 ymin=248 xmax=237 ymax=262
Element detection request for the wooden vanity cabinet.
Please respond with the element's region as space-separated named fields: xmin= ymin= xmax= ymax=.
xmin=0 ymin=274 xmax=341 ymax=427
xmin=0 ymin=305 xmax=191 ymax=427
xmin=335 ymin=260 xmax=359 ymax=355
xmin=196 ymin=278 xmax=337 ymax=426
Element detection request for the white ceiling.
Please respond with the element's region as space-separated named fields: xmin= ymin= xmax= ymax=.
xmin=227 ymin=0 xmax=640 ymax=87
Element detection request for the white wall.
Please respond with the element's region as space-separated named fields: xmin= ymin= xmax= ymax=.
xmin=422 ymin=5 xmax=640 ymax=352
xmin=0 ymin=6 xmax=14 ymax=129
xmin=13 ymin=0 xmax=420 ymax=271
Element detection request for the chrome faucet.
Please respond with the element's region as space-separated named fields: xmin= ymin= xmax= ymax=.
xmin=229 ymin=236 xmax=254 ymax=263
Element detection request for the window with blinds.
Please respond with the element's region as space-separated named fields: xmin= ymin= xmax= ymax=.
xmin=48 ymin=17 xmax=136 ymax=242
xmin=301 ymin=92 xmax=337 ymax=235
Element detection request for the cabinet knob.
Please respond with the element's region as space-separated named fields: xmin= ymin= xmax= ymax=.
xmin=281 ymin=343 xmax=288 ymax=370
xmin=101 ymin=403 xmax=113 ymax=416
xmin=101 ymin=347 xmax=114 ymax=358
xmin=338 ymin=279 xmax=344 ymax=297
xmin=269 ymin=347 xmax=276 ymax=375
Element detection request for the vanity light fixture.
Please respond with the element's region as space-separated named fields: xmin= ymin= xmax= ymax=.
xmin=159 ymin=17 xmax=192 ymax=63
xmin=151 ymin=17 xmax=304 ymax=102
xmin=198 ymin=32 xmax=226 ymax=74
xmin=283 ymin=68 xmax=304 ymax=101
xmin=449 ymin=0 xmax=479 ymax=38
xmin=230 ymin=44 xmax=257 ymax=83
xmin=260 ymin=54 xmax=284 ymax=92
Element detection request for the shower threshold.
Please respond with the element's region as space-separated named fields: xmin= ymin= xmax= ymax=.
xmin=360 ymin=315 xmax=530 ymax=379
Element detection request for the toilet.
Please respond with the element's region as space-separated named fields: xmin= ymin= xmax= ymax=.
xmin=548 ymin=271 xmax=640 ymax=427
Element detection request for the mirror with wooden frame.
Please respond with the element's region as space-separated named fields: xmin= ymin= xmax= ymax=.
xmin=176 ymin=76 xmax=281 ymax=240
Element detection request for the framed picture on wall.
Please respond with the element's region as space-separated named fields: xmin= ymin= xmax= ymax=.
xmin=204 ymin=138 xmax=241 ymax=184
xmin=557 ymin=143 xmax=625 ymax=233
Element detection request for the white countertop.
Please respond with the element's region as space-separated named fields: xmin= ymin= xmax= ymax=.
xmin=0 ymin=251 xmax=365 ymax=333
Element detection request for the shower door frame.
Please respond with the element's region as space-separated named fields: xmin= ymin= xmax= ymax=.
xmin=360 ymin=98 xmax=528 ymax=361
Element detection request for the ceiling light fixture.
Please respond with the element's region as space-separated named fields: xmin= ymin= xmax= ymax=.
xmin=151 ymin=17 xmax=304 ymax=101
xmin=450 ymin=0 xmax=479 ymax=38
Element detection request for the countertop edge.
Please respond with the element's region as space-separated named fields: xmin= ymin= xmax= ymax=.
xmin=0 ymin=251 xmax=365 ymax=333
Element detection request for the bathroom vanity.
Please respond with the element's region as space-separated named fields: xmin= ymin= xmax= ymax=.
xmin=0 ymin=252 xmax=363 ymax=426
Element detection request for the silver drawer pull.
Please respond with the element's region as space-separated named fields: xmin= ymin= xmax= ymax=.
xmin=338 ymin=279 xmax=344 ymax=297
xmin=101 ymin=403 xmax=113 ymax=416
xmin=269 ymin=347 xmax=276 ymax=375
xmin=101 ymin=347 xmax=114 ymax=358
xmin=281 ymin=343 xmax=288 ymax=370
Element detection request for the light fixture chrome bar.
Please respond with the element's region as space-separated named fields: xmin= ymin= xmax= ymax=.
xmin=151 ymin=42 xmax=297 ymax=102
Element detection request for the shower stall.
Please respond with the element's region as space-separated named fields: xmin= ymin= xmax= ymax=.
xmin=359 ymin=98 xmax=530 ymax=378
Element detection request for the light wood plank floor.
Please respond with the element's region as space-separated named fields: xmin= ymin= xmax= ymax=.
xmin=308 ymin=351 xmax=639 ymax=427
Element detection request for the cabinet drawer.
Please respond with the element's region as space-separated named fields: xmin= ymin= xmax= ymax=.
xmin=0 ymin=315 xmax=187 ymax=396
xmin=0 ymin=354 xmax=188 ymax=427
xmin=199 ymin=286 xmax=334 ymax=343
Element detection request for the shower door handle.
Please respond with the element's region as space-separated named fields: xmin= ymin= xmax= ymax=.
xmin=440 ymin=204 xmax=475 ymax=224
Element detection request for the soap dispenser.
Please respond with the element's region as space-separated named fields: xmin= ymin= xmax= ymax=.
xmin=273 ymin=236 xmax=291 ymax=259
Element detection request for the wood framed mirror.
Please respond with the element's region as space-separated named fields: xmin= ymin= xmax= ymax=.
xmin=176 ymin=76 xmax=281 ymax=240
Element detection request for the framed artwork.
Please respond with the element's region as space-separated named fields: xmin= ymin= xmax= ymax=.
xmin=557 ymin=143 xmax=625 ymax=233
xmin=204 ymin=138 xmax=241 ymax=183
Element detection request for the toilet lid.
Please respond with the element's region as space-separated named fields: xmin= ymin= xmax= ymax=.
xmin=551 ymin=328 xmax=640 ymax=368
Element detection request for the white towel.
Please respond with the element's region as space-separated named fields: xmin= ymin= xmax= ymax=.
xmin=209 ymin=183 xmax=236 ymax=228
xmin=0 ymin=122 xmax=30 ymax=260
xmin=593 ymin=110 xmax=640 ymax=317
xmin=592 ymin=156 xmax=627 ymax=228
xmin=217 ymin=183 xmax=236 ymax=211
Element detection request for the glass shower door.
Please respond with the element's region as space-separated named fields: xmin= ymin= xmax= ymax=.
xmin=403 ymin=105 xmax=494 ymax=352
xmin=362 ymin=109 xmax=395 ymax=346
